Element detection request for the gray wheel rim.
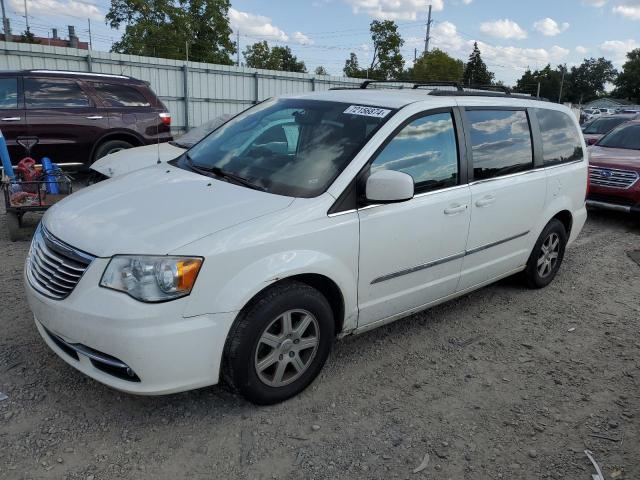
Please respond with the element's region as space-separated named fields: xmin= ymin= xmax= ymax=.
xmin=106 ymin=147 xmax=126 ymax=156
xmin=254 ymin=309 xmax=320 ymax=387
xmin=537 ymin=232 xmax=560 ymax=278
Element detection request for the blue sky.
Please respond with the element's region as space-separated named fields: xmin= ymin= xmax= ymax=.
xmin=4 ymin=0 xmax=640 ymax=85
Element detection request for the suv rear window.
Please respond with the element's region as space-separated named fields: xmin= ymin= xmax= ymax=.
xmin=535 ymin=109 xmax=583 ymax=166
xmin=467 ymin=109 xmax=533 ymax=181
xmin=598 ymin=123 xmax=640 ymax=150
xmin=583 ymin=116 xmax=630 ymax=135
xmin=25 ymin=78 xmax=90 ymax=108
xmin=92 ymin=83 xmax=151 ymax=107
xmin=0 ymin=78 xmax=18 ymax=109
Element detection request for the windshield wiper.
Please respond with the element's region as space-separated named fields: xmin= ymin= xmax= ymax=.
xmin=185 ymin=155 xmax=267 ymax=192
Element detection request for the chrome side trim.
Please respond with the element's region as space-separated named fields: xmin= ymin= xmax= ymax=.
xmin=465 ymin=230 xmax=530 ymax=256
xmin=370 ymin=230 xmax=530 ymax=284
xmin=469 ymin=169 xmax=539 ymax=186
xmin=45 ymin=328 xmax=129 ymax=369
xmin=371 ymin=252 xmax=466 ymax=284
xmin=327 ymin=208 xmax=357 ymax=218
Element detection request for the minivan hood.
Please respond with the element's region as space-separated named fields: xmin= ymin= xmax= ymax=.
xmin=91 ymin=143 xmax=185 ymax=178
xmin=45 ymin=165 xmax=294 ymax=257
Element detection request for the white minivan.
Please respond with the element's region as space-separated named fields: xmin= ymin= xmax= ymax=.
xmin=24 ymin=83 xmax=588 ymax=404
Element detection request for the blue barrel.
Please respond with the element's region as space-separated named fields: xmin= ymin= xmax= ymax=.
xmin=41 ymin=157 xmax=60 ymax=194
xmin=0 ymin=129 xmax=14 ymax=179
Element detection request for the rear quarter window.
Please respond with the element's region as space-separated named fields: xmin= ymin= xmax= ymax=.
xmin=92 ymin=83 xmax=151 ymax=107
xmin=466 ymin=109 xmax=533 ymax=181
xmin=0 ymin=78 xmax=18 ymax=109
xmin=535 ymin=109 xmax=583 ymax=166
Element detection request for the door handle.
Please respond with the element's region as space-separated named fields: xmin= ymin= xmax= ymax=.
xmin=86 ymin=115 xmax=104 ymax=120
xmin=475 ymin=195 xmax=496 ymax=208
xmin=444 ymin=204 xmax=468 ymax=215
xmin=1 ymin=117 xmax=21 ymax=121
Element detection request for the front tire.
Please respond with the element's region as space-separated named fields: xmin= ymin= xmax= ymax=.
xmin=222 ymin=281 xmax=334 ymax=405
xmin=523 ymin=219 xmax=567 ymax=289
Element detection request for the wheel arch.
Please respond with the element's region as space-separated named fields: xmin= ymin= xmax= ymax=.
xmin=90 ymin=130 xmax=145 ymax=162
xmin=551 ymin=210 xmax=573 ymax=237
xmin=237 ymin=274 xmax=346 ymax=337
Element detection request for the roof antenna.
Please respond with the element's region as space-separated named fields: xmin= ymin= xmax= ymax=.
xmin=154 ymin=65 xmax=161 ymax=165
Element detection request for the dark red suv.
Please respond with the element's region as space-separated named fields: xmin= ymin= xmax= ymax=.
xmin=0 ymin=70 xmax=172 ymax=168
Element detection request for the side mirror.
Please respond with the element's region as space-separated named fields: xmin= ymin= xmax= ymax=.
xmin=365 ymin=170 xmax=414 ymax=203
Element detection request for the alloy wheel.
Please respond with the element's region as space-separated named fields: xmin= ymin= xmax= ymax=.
xmin=537 ymin=232 xmax=560 ymax=278
xmin=254 ymin=309 xmax=320 ymax=387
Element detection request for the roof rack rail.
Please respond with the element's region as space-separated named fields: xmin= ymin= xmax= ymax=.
xmin=360 ymin=80 xmax=419 ymax=89
xmin=412 ymin=82 xmax=463 ymax=91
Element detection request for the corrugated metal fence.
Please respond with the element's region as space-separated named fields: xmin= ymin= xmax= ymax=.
xmin=0 ymin=41 xmax=361 ymax=132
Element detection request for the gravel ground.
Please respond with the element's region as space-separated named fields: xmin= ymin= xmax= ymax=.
xmin=0 ymin=207 xmax=638 ymax=480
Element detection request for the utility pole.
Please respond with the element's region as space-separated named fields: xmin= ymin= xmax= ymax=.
xmin=185 ymin=41 xmax=189 ymax=62
xmin=0 ymin=0 xmax=10 ymax=40
xmin=87 ymin=18 xmax=92 ymax=50
xmin=558 ymin=67 xmax=566 ymax=103
xmin=424 ymin=4 xmax=432 ymax=55
xmin=23 ymin=0 xmax=29 ymax=33
xmin=236 ymin=31 xmax=240 ymax=66
xmin=536 ymin=82 xmax=541 ymax=99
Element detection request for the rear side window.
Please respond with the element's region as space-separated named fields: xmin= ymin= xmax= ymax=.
xmin=371 ymin=111 xmax=458 ymax=193
xmin=24 ymin=78 xmax=90 ymax=108
xmin=598 ymin=124 xmax=640 ymax=150
xmin=92 ymin=83 xmax=151 ymax=107
xmin=467 ymin=110 xmax=533 ymax=181
xmin=536 ymin=109 xmax=583 ymax=166
xmin=0 ymin=78 xmax=18 ymax=109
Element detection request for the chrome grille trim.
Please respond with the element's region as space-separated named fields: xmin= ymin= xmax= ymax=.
xmin=27 ymin=225 xmax=96 ymax=300
xmin=589 ymin=166 xmax=639 ymax=190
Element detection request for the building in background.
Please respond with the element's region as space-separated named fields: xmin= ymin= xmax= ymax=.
xmin=0 ymin=25 xmax=88 ymax=50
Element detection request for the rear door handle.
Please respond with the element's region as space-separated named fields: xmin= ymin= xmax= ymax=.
xmin=1 ymin=117 xmax=21 ymax=121
xmin=444 ymin=204 xmax=468 ymax=215
xmin=475 ymin=195 xmax=496 ymax=207
xmin=86 ymin=115 xmax=104 ymax=120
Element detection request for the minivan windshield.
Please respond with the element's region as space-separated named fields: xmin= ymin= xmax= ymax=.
xmin=583 ymin=116 xmax=630 ymax=134
xmin=177 ymin=98 xmax=393 ymax=197
xmin=597 ymin=124 xmax=640 ymax=150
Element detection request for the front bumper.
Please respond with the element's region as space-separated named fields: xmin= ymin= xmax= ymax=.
xmin=25 ymin=258 xmax=237 ymax=395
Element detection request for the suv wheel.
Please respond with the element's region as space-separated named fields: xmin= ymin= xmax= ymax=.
xmin=523 ymin=219 xmax=567 ymax=289
xmin=93 ymin=140 xmax=134 ymax=162
xmin=222 ymin=281 xmax=334 ymax=405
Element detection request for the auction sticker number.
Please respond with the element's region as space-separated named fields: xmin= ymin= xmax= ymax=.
xmin=344 ymin=105 xmax=391 ymax=118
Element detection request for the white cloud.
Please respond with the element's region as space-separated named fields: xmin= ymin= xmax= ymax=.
xmin=344 ymin=0 xmax=444 ymax=21
xmin=582 ymin=0 xmax=607 ymax=6
xmin=431 ymin=21 xmax=465 ymax=52
xmin=475 ymin=41 xmax=569 ymax=70
xmin=479 ymin=19 xmax=527 ymax=40
xmin=600 ymin=39 xmax=639 ymax=65
xmin=462 ymin=0 xmax=473 ymax=4
xmin=9 ymin=0 xmax=102 ymax=20
xmin=576 ymin=45 xmax=589 ymax=54
xmin=229 ymin=8 xmax=289 ymax=41
xmin=292 ymin=32 xmax=314 ymax=45
xmin=533 ymin=18 xmax=570 ymax=36
xmin=613 ymin=3 xmax=640 ymax=20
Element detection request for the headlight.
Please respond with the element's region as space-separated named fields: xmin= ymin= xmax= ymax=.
xmin=100 ymin=255 xmax=203 ymax=302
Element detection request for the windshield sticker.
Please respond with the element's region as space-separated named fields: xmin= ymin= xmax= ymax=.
xmin=344 ymin=105 xmax=391 ymax=118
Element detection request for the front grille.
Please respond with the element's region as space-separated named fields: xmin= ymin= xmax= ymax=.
xmin=27 ymin=225 xmax=95 ymax=300
xmin=589 ymin=166 xmax=639 ymax=189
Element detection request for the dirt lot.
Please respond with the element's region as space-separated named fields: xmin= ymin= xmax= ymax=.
xmin=0 ymin=207 xmax=638 ymax=480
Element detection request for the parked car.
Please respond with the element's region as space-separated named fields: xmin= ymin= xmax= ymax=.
xmin=91 ymin=114 xmax=232 ymax=179
xmin=0 ymin=70 xmax=172 ymax=169
xmin=582 ymin=114 xmax=638 ymax=145
xmin=24 ymin=86 xmax=587 ymax=404
xmin=587 ymin=120 xmax=640 ymax=215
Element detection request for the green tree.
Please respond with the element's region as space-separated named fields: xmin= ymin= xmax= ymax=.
xmin=410 ymin=48 xmax=464 ymax=82
xmin=564 ymin=57 xmax=617 ymax=104
xmin=368 ymin=20 xmax=404 ymax=79
xmin=20 ymin=30 xmax=40 ymax=44
xmin=462 ymin=42 xmax=494 ymax=86
xmin=314 ymin=66 xmax=328 ymax=75
xmin=107 ymin=0 xmax=236 ymax=64
xmin=613 ymin=49 xmax=640 ymax=102
xmin=514 ymin=64 xmax=565 ymax=100
xmin=343 ymin=52 xmax=367 ymax=78
xmin=243 ymin=41 xmax=306 ymax=72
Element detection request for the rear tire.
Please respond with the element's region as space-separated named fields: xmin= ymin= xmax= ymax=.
xmin=222 ymin=281 xmax=334 ymax=405
xmin=93 ymin=140 xmax=134 ymax=162
xmin=523 ymin=219 xmax=567 ymax=289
